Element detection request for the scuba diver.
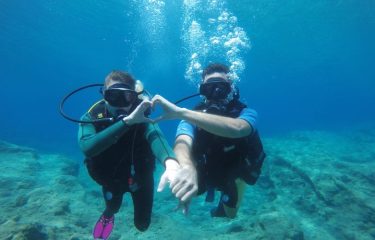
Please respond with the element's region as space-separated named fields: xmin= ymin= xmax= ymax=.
xmin=154 ymin=63 xmax=266 ymax=218
xmin=75 ymin=70 xmax=181 ymax=239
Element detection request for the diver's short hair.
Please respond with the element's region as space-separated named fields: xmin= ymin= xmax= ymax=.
xmin=105 ymin=70 xmax=135 ymax=89
xmin=202 ymin=63 xmax=229 ymax=79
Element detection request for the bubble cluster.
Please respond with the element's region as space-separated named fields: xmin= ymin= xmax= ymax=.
xmin=137 ymin=0 xmax=166 ymax=46
xmin=184 ymin=21 xmax=207 ymax=84
xmin=182 ymin=1 xmax=250 ymax=85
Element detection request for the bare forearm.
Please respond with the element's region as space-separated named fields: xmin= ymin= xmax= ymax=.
xmin=174 ymin=135 xmax=194 ymax=168
xmin=175 ymin=150 xmax=194 ymax=168
xmin=177 ymin=108 xmax=251 ymax=138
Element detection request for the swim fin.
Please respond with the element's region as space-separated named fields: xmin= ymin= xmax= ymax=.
xmin=93 ymin=214 xmax=115 ymax=240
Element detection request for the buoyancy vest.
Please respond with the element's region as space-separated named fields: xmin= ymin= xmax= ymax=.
xmin=84 ymin=100 xmax=155 ymax=189
xmin=192 ymin=100 xmax=266 ymax=187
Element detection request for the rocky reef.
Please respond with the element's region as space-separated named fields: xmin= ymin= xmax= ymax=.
xmin=0 ymin=127 xmax=374 ymax=239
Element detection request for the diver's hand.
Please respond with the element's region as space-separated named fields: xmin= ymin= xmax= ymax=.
xmin=151 ymin=95 xmax=184 ymax=122
xmin=122 ymin=100 xmax=152 ymax=125
xmin=170 ymin=165 xmax=198 ymax=203
xmin=157 ymin=159 xmax=195 ymax=215
xmin=158 ymin=162 xmax=198 ymax=203
xmin=157 ymin=159 xmax=180 ymax=192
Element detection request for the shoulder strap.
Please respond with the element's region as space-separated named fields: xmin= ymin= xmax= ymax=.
xmin=222 ymin=99 xmax=247 ymax=118
xmin=87 ymin=100 xmax=111 ymax=130
xmin=88 ymin=100 xmax=107 ymax=120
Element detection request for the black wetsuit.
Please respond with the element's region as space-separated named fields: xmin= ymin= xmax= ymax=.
xmin=78 ymin=100 xmax=175 ymax=231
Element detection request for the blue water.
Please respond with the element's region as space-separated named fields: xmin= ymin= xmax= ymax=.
xmin=1 ymin=0 xmax=374 ymax=158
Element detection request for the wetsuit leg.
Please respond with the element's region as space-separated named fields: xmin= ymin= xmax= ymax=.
xmin=211 ymin=180 xmax=237 ymax=218
xmin=222 ymin=179 xmax=246 ymax=218
xmin=211 ymin=179 xmax=246 ymax=218
xmin=222 ymin=180 xmax=239 ymax=208
xmin=102 ymin=187 xmax=124 ymax=217
xmin=130 ymin=176 xmax=154 ymax=231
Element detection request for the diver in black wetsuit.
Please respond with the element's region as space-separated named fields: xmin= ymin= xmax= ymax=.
xmin=78 ymin=70 xmax=180 ymax=239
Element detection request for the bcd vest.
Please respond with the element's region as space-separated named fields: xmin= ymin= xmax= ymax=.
xmin=84 ymin=100 xmax=155 ymax=189
xmin=192 ymin=100 xmax=266 ymax=186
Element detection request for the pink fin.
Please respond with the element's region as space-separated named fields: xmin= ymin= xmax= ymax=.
xmin=93 ymin=215 xmax=115 ymax=240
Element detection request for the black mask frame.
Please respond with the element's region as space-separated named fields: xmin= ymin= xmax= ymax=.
xmin=103 ymin=83 xmax=139 ymax=108
xmin=199 ymin=77 xmax=232 ymax=100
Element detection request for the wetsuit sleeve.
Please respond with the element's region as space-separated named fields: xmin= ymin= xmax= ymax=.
xmin=238 ymin=108 xmax=258 ymax=134
xmin=144 ymin=123 xmax=177 ymax=166
xmin=78 ymin=113 xmax=130 ymax=157
xmin=175 ymin=120 xmax=195 ymax=140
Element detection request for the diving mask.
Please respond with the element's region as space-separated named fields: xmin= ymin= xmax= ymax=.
xmin=103 ymin=83 xmax=138 ymax=108
xmin=199 ymin=77 xmax=232 ymax=100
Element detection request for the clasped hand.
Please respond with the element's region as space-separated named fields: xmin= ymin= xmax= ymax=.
xmin=123 ymin=96 xmax=197 ymax=214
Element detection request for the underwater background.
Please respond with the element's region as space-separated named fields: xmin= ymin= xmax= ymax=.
xmin=0 ymin=0 xmax=375 ymax=239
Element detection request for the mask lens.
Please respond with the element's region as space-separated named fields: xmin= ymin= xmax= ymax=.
xmin=199 ymin=79 xmax=231 ymax=100
xmin=104 ymin=88 xmax=137 ymax=107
